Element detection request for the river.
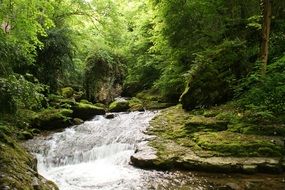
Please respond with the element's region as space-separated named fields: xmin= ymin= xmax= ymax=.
xmin=25 ymin=111 xmax=285 ymax=190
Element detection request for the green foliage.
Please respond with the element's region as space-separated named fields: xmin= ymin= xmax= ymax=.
xmin=238 ymin=55 xmax=285 ymax=115
xmin=180 ymin=40 xmax=253 ymax=109
xmin=35 ymin=28 xmax=74 ymax=91
xmin=0 ymin=75 xmax=46 ymax=113
xmin=84 ymin=47 xmax=126 ymax=103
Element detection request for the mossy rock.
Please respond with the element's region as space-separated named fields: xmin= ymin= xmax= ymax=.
xmin=0 ymin=134 xmax=58 ymax=190
xmin=129 ymin=97 xmax=144 ymax=111
xmin=72 ymin=102 xmax=105 ymax=120
xmin=136 ymin=90 xmax=163 ymax=101
xmin=80 ymin=99 xmax=92 ymax=104
xmin=185 ymin=116 xmax=228 ymax=133
xmin=61 ymin=87 xmax=74 ymax=98
xmin=135 ymin=90 xmax=173 ymax=110
xmin=73 ymin=118 xmax=84 ymax=125
xmin=49 ymin=97 xmax=76 ymax=109
xmin=109 ymin=99 xmax=130 ymax=112
xmin=192 ymin=131 xmax=284 ymax=157
xmin=18 ymin=131 xmax=33 ymax=140
xmin=32 ymin=109 xmax=73 ymax=130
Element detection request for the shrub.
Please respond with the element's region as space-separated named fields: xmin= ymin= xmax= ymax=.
xmin=0 ymin=74 xmax=47 ymax=113
xmin=238 ymin=55 xmax=285 ymax=115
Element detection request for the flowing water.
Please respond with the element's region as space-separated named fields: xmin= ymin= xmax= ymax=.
xmin=25 ymin=111 xmax=285 ymax=190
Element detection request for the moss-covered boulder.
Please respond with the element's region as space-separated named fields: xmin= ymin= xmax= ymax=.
xmin=136 ymin=90 xmax=173 ymax=110
xmin=129 ymin=97 xmax=144 ymax=111
xmin=109 ymin=99 xmax=130 ymax=112
xmin=60 ymin=87 xmax=74 ymax=98
xmin=0 ymin=133 xmax=58 ymax=190
xmin=32 ymin=109 xmax=73 ymax=130
xmin=72 ymin=102 xmax=105 ymax=120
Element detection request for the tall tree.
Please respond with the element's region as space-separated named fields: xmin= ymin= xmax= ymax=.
xmin=260 ymin=0 xmax=272 ymax=75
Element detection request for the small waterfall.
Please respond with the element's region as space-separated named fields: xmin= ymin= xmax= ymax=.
xmin=27 ymin=111 xmax=158 ymax=190
xmin=25 ymin=111 xmax=216 ymax=190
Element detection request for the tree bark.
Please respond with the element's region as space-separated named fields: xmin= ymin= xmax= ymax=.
xmin=260 ymin=0 xmax=272 ymax=76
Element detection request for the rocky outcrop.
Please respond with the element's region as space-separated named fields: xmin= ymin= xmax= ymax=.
xmin=83 ymin=49 xmax=125 ymax=104
xmin=131 ymin=105 xmax=285 ymax=173
xmin=131 ymin=140 xmax=284 ymax=173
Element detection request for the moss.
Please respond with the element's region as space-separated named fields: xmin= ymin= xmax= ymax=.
xmin=0 ymin=133 xmax=58 ymax=190
xmin=61 ymin=87 xmax=74 ymax=98
xmin=109 ymin=100 xmax=130 ymax=112
xmin=136 ymin=90 xmax=164 ymax=101
xmin=136 ymin=90 xmax=173 ymax=110
xmin=148 ymin=104 xmax=285 ymax=158
xmin=72 ymin=102 xmax=105 ymax=120
xmin=32 ymin=108 xmax=73 ymax=130
xmin=129 ymin=97 xmax=144 ymax=111
xmin=185 ymin=116 xmax=228 ymax=133
xmin=80 ymin=99 xmax=92 ymax=104
xmin=192 ymin=131 xmax=284 ymax=157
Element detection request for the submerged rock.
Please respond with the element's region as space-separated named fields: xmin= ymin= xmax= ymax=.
xmin=105 ymin=113 xmax=115 ymax=119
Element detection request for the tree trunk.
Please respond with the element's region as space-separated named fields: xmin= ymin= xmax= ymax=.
xmin=260 ymin=0 xmax=272 ymax=76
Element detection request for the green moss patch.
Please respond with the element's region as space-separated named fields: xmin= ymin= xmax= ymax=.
xmin=60 ymin=87 xmax=74 ymax=98
xmin=148 ymin=104 xmax=285 ymax=158
xmin=136 ymin=90 xmax=173 ymax=110
xmin=32 ymin=108 xmax=73 ymax=130
xmin=109 ymin=100 xmax=130 ymax=112
xmin=0 ymin=133 xmax=58 ymax=189
xmin=73 ymin=102 xmax=105 ymax=120
xmin=129 ymin=97 xmax=144 ymax=111
xmin=192 ymin=131 xmax=284 ymax=157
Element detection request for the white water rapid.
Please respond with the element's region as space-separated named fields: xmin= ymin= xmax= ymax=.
xmin=25 ymin=111 xmax=218 ymax=190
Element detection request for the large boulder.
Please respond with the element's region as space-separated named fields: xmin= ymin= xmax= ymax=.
xmin=109 ymin=98 xmax=130 ymax=112
xmin=32 ymin=109 xmax=73 ymax=130
xmin=72 ymin=102 xmax=105 ymax=120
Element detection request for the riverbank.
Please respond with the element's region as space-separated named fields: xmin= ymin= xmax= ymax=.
xmin=0 ymin=126 xmax=58 ymax=190
xmin=131 ymin=104 xmax=285 ymax=173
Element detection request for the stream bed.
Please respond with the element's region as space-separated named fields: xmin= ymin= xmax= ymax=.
xmin=25 ymin=111 xmax=285 ymax=190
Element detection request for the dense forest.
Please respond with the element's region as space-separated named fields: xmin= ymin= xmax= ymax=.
xmin=0 ymin=0 xmax=285 ymax=189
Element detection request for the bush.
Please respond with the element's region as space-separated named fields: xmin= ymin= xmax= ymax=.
xmin=238 ymin=55 xmax=285 ymax=115
xmin=0 ymin=74 xmax=47 ymax=113
xmin=180 ymin=40 xmax=252 ymax=110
